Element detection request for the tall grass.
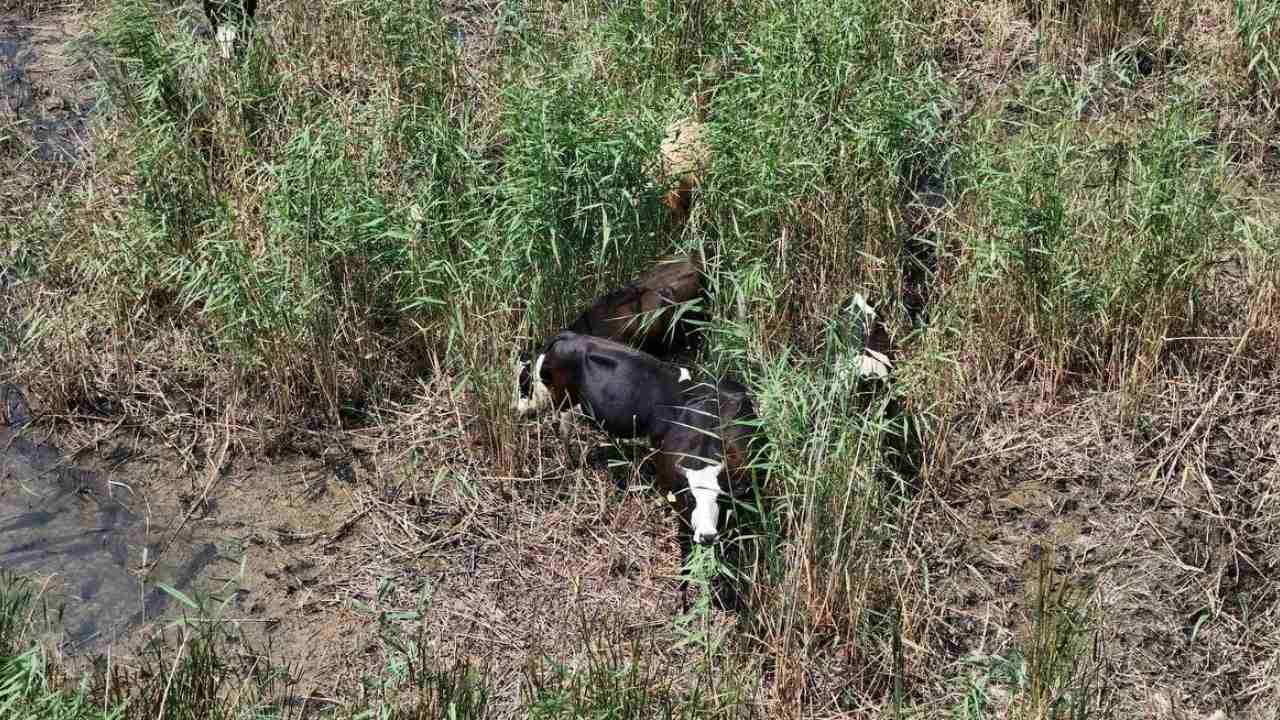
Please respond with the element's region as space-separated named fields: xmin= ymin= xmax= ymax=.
xmin=1022 ymin=0 xmax=1151 ymax=56
xmin=523 ymin=612 xmax=757 ymax=720
xmin=6 ymin=0 xmax=1276 ymax=714
xmin=1233 ymin=0 xmax=1280 ymax=113
xmin=937 ymin=92 xmax=1230 ymax=392
xmin=952 ymin=555 xmax=1115 ymax=720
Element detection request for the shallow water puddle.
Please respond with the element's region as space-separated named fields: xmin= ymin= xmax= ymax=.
xmin=0 ymin=388 xmax=223 ymax=656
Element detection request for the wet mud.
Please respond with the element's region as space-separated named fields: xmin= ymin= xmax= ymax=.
xmin=0 ymin=384 xmax=224 ymax=655
xmin=0 ymin=4 xmax=98 ymax=164
xmin=0 ymin=3 xmax=372 ymax=681
xmin=0 ymin=380 xmax=376 ymax=695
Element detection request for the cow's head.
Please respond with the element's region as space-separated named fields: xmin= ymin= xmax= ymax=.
xmin=512 ymin=333 xmax=577 ymax=418
xmin=215 ymin=25 xmax=238 ymax=60
xmin=841 ymin=292 xmax=892 ymax=381
xmin=512 ymin=350 xmax=545 ymax=417
xmin=682 ymin=460 xmax=725 ymax=545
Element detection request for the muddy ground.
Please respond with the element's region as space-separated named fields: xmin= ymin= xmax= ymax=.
xmin=1 ymin=0 xmax=96 ymax=173
xmin=1 ymin=372 xmax=715 ymax=707
xmin=926 ymin=371 xmax=1280 ymax=717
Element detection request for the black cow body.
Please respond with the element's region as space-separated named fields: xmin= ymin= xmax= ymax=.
xmin=528 ymin=331 xmax=691 ymax=442
xmin=515 ymin=336 xmax=769 ymax=612
xmin=514 ymin=258 xmax=704 ymax=418
xmin=656 ymin=378 xmax=763 ymax=511
xmin=656 ymin=377 xmax=768 ymax=611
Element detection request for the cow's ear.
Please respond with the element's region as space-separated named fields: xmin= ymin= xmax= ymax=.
xmin=585 ymin=352 xmax=620 ymax=371
xmin=542 ymin=330 xmax=576 ymax=356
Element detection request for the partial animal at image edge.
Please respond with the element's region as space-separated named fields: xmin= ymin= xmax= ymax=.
xmin=203 ymin=0 xmax=258 ymax=59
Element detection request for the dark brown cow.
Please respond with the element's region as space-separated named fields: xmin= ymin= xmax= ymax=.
xmin=513 ymin=257 xmax=705 ymax=417
xmin=566 ymin=256 xmax=704 ymax=354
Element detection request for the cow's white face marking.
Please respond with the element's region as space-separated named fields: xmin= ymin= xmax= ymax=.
xmin=678 ymin=367 xmax=692 ymax=382
xmin=683 ymin=462 xmax=724 ymax=545
xmin=835 ymin=292 xmax=891 ymax=382
xmin=513 ymin=353 xmax=554 ymax=417
xmin=215 ymin=25 xmax=237 ymax=59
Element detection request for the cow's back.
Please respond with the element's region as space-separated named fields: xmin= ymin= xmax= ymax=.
xmin=560 ymin=335 xmax=685 ymax=440
xmin=567 ymin=257 xmax=704 ymax=354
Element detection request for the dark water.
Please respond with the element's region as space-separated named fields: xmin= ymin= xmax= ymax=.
xmin=0 ymin=385 xmax=221 ymax=655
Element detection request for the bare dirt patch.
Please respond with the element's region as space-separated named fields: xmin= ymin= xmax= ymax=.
xmin=924 ymin=369 xmax=1280 ymax=718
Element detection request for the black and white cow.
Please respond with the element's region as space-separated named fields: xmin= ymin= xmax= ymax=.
xmin=655 ymin=375 xmax=769 ymax=611
xmin=655 ymin=376 xmax=767 ymax=550
xmin=514 ymin=330 xmax=693 ymax=442
xmin=518 ymin=330 xmax=768 ymax=607
xmin=513 ymin=257 xmax=704 ymax=418
xmin=203 ymin=0 xmax=258 ymax=59
xmin=833 ymin=292 xmax=894 ymax=385
xmin=516 ymin=332 xmax=766 ymax=542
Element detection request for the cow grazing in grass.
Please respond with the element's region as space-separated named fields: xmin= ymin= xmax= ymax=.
xmin=656 ymin=377 xmax=764 ymax=549
xmin=203 ymin=0 xmax=258 ymax=59
xmin=655 ymin=118 xmax=710 ymax=229
xmin=513 ymin=331 xmax=693 ymax=444
xmin=512 ymin=257 xmax=705 ymax=418
xmin=656 ymin=376 xmax=768 ymax=610
xmin=515 ymin=330 xmax=768 ymax=609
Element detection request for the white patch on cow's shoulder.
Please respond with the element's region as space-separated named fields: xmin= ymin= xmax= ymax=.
xmin=683 ymin=462 xmax=724 ymax=545
xmin=678 ymin=366 xmax=692 ymax=382
xmin=833 ymin=347 xmax=892 ymax=386
xmin=215 ymin=25 xmax=237 ymax=59
xmin=857 ymin=348 xmax=892 ymax=380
